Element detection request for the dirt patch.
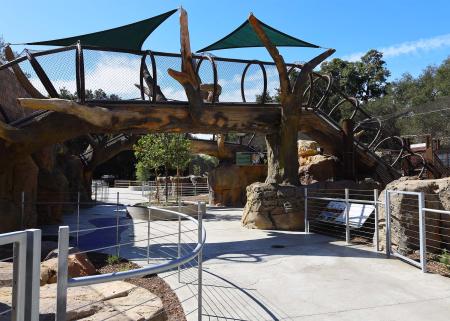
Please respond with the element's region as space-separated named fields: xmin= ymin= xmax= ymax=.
xmin=87 ymin=252 xmax=187 ymax=321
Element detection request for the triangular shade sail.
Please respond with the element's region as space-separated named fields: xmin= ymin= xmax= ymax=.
xmin=197 ymin=17 xmax=320 ymax=52
xmin=26 ymin=9 xmax=177 ymax=50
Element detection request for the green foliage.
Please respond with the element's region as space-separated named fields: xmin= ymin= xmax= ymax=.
xmin=439 ymin=250 xmax=450 ymax=269
xmin=106 ymin=255 xmax=120 ymax=265
xmin=364 ymin=56 xmax=450 ymax=138
xmin=320 ymin=49 xmax=391 ymax=103
xmin=135 ymin=161 xmax=153 ymax=181
xmin=134 ymin=133 xmax=192 ymax=177
xmin=189 ymin=154 xmax=219 ymax=175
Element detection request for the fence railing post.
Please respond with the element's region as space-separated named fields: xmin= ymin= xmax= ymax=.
xmin=21 ymin=191 xmax=25 ymax=229
xmin=197 ymin=201 xmax=205 ymax=321
xmin=418 ymin=192 xmax=427 ymax=273
xmin=76 ymin=191 xmax=80 ymax=246
xmin=25 ymin=229 xmax=41 ymax=321
xmin=11 ymin=233 xmax=26 ymax=321
xmin=147 ymin=207 xmax=151 ymax=265
xmin=304 ymin=188 xmax=309 ymax=233
xmin=345 ymin=188 xmax=350 ymax=244
xmin=178 ymin=198 xmax=182 ymax=282
xmin=94 ymin=182 xmax=98 ymax=203
xmin=56 ymin=226 xmax=70 ymax=321
xmin=116 ymin=192 xmax=120 ymax=257
xmin=374 ymin=189 xmax=379 ymax=251
xmin=384 ymin=190 xmax=391 ymax=258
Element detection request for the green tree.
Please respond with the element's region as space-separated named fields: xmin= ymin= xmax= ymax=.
xmin=320 ymin=49 xmax=391 ymax=103
xmin=134 ymin=134 xmax=192 ymax=202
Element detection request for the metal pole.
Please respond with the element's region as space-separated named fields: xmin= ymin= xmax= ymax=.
xmin=304 ymin=188 xmax=309 ymax=233
xmin=147 ymin=207 xmax=151 ymax=264
xmin=25 ymin=229 xmax=41 ymax=321
xmin=418 ymin=192 xmax=427 ymax=273
xmin=197 ymin=201 xmax=205 ymax=321
xmin=178 ymin=198 xmax=182 ymax=282
xmin=11 ymin=235 xmax=26 ymax=321
xmin=384 ymin=190 xmax=391 ymax=258
xmin=374 ymin=189 xmax=379 ymax=251
xmin=56 ymin=226 xmax=70 ymax=321
xmin=116 ymin=192 xmax=120 ymax=257
xmin=21 ymin=191 xmax=25 ymax=229
xmin=94 ymin=182 xmax=98 ymax=203
xmin=345 ymin=188 xmax=350 ymax=244
xmin=76 ymin=191 xmax=80 ymax=247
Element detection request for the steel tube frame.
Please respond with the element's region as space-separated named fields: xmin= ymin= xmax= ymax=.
xmin=25 ymin=229 xmax=41 ymax=321
xmin=0 ymin=230 xmax=27 ymax=321
xmin=345 ymin=188 xmax=350 ymax=244
xmin=385 ymin=190 xmax=426 ymax=272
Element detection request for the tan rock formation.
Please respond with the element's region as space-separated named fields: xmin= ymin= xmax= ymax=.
xmin=40 ymin=253 xmax=96 ymax=285
xmin=377 ymin=177 xmax=450 ymax=253
xmin=208 ymin=164 xmax=267 ymax=206
xmin=242 ymin=182 xmax=305 ymax=230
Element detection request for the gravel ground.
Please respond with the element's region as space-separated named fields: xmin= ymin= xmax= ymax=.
xmin=88 ymin=252 xmax=187 ymax=321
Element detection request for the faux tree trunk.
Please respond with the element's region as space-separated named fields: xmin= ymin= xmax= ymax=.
xmin=265 ymin=98 xmax=299 ymax=185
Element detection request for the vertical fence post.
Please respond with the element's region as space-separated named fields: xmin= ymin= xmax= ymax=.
xmin=21 ymin=191 xmax=25 ymax=229
xmin=384 ymin=190 xmax=391 ymax=258
xmin=25 ymin=229 xmax=41 ymax=321
xmin=345 ymin=188 xmax=350 ymax=244
xmin=76 ymin=191 xmax=80 ymax=247
xmin=418 ymin=192 xmax=427 ymax=273
xmin=56 ymin=226 xmax=70 ymax=321
xmin=178 ymin=198 xmax=182 ymax=282
xmin=304 ymin=188 xmax=309 ymax=233
xmin=147 ymin=207 xmax=151 ymax=265
xmin=116 ymin=192 xmax=120 ymax=257
xmin=374 ymin=189 xmax=379 ymax=251
xmin=94 ymin=182 xmax=98 ymax=203
xmin=197 ymin=201 xmax=205 ymax=321
xmin=11 ymin=234 xmax=26 ymax=321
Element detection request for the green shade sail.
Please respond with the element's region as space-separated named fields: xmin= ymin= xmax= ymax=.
xmin=197 ymin=17 xmax=320 ymax=52
xmin=26 ymin=9 xmax=177 ymax=50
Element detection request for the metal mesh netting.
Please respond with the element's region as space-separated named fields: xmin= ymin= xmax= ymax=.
xmin=84 ymin=49 xmax=142 ymax=100
xmin=153 ymin=54 xmax=185 ymax=101
xmin=35 ymin=49 xmax=77 ymax=97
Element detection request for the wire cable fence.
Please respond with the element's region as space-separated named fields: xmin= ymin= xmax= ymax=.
xmin=305 ymin=188 xmax=380 ymax=249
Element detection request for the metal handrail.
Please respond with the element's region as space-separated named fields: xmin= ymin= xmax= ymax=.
xmin=68 ymin=206 xmax=205 ymax=287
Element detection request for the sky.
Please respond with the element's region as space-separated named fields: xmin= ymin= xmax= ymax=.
xmin=1 ymin=0 xmax=449 ymax=81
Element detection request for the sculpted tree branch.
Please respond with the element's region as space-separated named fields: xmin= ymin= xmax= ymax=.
xmin=167 ymin=8 xmax=204 ymax=123
xmin=248 ymin=13 xmax=335 ymax=185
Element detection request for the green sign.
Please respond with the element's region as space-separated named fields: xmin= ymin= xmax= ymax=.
xmin=236 ymin=152 xmax=252 ymax=165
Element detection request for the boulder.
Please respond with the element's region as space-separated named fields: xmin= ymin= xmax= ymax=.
xmin=298 ymin=140 xmax=319 ymax=157
xmin=377 ymin=177 xmax=450 ymax=254
xmin=0 ymin=262 xmax=13 ymax=287
xmin=40 ymin=252 xmax=96 ymax=285
xmin=242 ymin=182 xmax=305 ymax=230
xmin=299 ymin=154 xmax=338 ymax=185
xmin=0 ymin=280 xmax=165 ymax=321
xmin=208 ymin=164 xmax=267 ymax=206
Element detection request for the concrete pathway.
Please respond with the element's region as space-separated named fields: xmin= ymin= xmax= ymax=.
xmin=50 ymin=189 xmax=450 ymax=321
xmin=189 ymin=207 xmax=450 ymax=321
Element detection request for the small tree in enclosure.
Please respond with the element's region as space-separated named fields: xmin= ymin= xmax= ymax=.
xmin=134 ymin=133 xmax=192 ymax=203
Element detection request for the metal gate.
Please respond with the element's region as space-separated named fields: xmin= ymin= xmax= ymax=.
xmin=385 ymin=190 xmax=426 ymax=272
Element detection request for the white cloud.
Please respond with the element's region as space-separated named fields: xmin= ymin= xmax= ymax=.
xmin=342 ymin=33 xmax=450 ymax=62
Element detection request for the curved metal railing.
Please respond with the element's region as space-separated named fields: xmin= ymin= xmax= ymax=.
xmin=55 ymin=201 xmax=207 ymax=320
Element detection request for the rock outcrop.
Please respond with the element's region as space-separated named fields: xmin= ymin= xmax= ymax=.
xmin=208 ymin=164 xmax=267 ymax=206
xmin=242 ymin=182 xmax=305 ymax=230
xmin=40 ymin=253 xmax=96 ymax=285
xmin=0 ymin=281 xmax=166 ymax=321
xmin=297 ymin=139 xmax=339 ymax=184
xmin=377 ymin=177 xmax=450 ymax=254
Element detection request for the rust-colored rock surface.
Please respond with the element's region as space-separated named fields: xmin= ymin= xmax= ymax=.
xmin=208 ymin=164 xmax=267 ymax=206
